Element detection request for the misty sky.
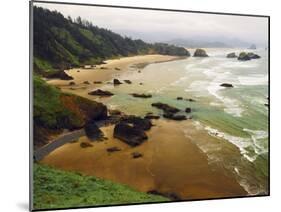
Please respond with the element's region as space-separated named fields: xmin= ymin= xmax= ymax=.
xmin=34 ymin=2 xmax=268 ymax=47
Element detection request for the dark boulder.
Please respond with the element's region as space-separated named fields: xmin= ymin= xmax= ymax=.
xmin=107 ymin=147 xmax=121 ymax=153
xmin=132 ymin=152 xmax=143 ymax=159
xmin=131 ymin=93 xmax=152 ymax=98
xmin=248 ymin=52 xmax=261 ymax=59
xmin=113 ymin=122 xmax=148 ymax=146
xmin=93 ymin=81 xmax=102 ymax=84
xmin=163 ymin=112 xmax=187 ymax=121
xmin=84 ymin=122 xmax=103 ymax=140
xmin=88 ymin=89 xmax=114 ymax=96
xmin=177 ymin=97 xmax=183 ymax=100
xmin=193 ymin=49 xmax=208 ymax=57
xmin=151 ymin=102 xmax=180 ymax=114
xmin=80 ymin=142 xmax=93 ymax=148
xmin=238 ymin=52 xmax=251 ymax=61
xmin=226 ymin=52 xmax=237 ymax=58
xmin=69 ymin=81 xmax=75 ymax=86
xmin=83 ymin=81 xmax=90 ymax=84
xmin=220 ymin=83 xmax=233 ymax=88
xmin=145 ymin=113 xmax=160 ymax=120
xmin=121 ymin=115 xmax=152 ymax=131
xmin=113 ymin=78 xmax=122 ymax=85
xmin=115 ymin=67 xmax=121 ymax=70
xmin=124 ymin=80 xmax=132 ymax=84
xmin=185 ymin=108 xmax=191 ymax=113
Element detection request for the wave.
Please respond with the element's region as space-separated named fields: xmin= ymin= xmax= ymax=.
xmin=238 ymin=74 xmax=268 ymax=86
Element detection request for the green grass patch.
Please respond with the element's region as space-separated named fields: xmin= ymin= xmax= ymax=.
xmin=33 ymin=75 xmax=82 ymax=129
xmin=33 ymin=164 xmax=169 ymax=210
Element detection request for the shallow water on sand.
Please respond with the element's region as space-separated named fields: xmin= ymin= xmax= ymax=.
xmin=43 ymin=48 xmax=268 ymax=197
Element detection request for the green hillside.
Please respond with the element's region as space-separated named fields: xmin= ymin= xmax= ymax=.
xmin=33 ymin=6 xmax=190 ymax=77
xmin=33 ymin=164 xmax=169 ymax=210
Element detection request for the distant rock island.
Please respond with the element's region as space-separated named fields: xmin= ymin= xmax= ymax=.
xmin=193 ymin=49 xmax=208 ymax=57
xmin=248 ymin=44 xmax=257 ymax=49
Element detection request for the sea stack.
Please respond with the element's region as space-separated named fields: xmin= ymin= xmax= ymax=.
xmin=193 ymin=49 xmax=208 ymax=57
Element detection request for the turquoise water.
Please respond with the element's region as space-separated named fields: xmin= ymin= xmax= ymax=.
xmin=97 ymin=48 xmax=269 ymax=195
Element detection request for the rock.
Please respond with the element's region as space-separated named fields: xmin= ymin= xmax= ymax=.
xmin=248 ymin=44 xmax=257 ymax=49
xmin=151 ymin=102 xmax=180 ymax=114
xmin=83 ymin=81 xmax=90 ymax=84
xmin=147 ymin=190 xmax=181 ymax=201
xmin=115 ymin=67 xmax=121 ymax=71
xmin=77 ymin=70 xmax=80 ymax=72
xmin=113 ymin=78 xmax=122 ymax=85
xmin=139 ymin=83 xmax=143 ymax=85
xmin=177 ymin=97 xmax=183 ymax=100
xmin=69 ymin=81 xmax=75 ymax=86
xmin=131 ymin=93 xmax=152 ymax=98
xmin=107 ymin=147 xmax=121 ymax=153
xmin=132 ymin=152 xmax=143 ymax=159
xmin=93 ymin=81 xmax=102 ymax=84
xmin=144 ymin=113 xmax=160 ymax=119
xmin=45 ymin=70 xmax=73 ymax=80
xmin=226 ymin=52 xmax=237 ymax=58
xmin=185 ymin=108 xmax=191 ymax=113
xmin=138 ymin=70 xmax=141 ymax=73
xmin=109 ymin=109 xmax=122 ymax=116
xmin=220 ymin=83 xmax=233 ymax=88
xmin=237 ymin=52 xmax=260 ymax=61
xmin=80 ymin=142 xmax=93 ymax=148
xmin=124 ymin=80 xmax=132 ymax=84
xmin=193 ymin=49 xmax=208 ymax=57
xmin=121 ymin=115 xmax=152 ymax=131
xmin=264 ymin=103 xmax=269 ymax=107
xmin=88 ymin=89 xmax=114 ymax=96
xmin=113 ymin=122 xmax=148 ymax=146
xmin=100 ymin=67 xmax=107 ymax=69
xmin=247 ymin=52 xmax=261 ymax=59
xmin=163 ymin=112 xmax=187 ymax=121
xmin=84 ymin=122 xmax=103 ymax=140
xmin=187 ymin=98 xmax=196 ymax=102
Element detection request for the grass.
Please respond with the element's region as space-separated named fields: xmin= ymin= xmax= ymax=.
xmin=33 ymin=164 xmax=169 ymax=210
xmin=33 ymin=75 xmax=82 ymax=129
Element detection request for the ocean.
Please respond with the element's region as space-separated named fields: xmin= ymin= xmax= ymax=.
xmin=97 ymin=48 xmax=269 ymax=195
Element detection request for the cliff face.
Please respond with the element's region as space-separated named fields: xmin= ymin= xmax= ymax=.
xmin=33 ymin=75 xmax=107 ymax=149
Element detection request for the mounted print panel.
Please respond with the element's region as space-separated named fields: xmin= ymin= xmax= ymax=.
xmin=30 ymin=1 xmax=269 ymax=211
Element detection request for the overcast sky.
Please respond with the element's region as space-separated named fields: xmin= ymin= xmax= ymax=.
xmin=34 ymin=2 xmax=268 ymax=47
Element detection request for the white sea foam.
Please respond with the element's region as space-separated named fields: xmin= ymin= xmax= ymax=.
xmin=238 ymin=74 xmax=268 ymax=86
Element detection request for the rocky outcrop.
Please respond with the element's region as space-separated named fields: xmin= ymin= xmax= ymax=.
xmin=88 ymin=89 xmax=114 ymax=96
xmin=238 ymin=52 xmax=261 ymax=61
xmin=185 ymin=108 xmax=191 ymax=113
xmin=226 ymin=52 xmax=237 ymax=58
xmin=131 ymin=93 xmax=152 ymax=98
xmin=113 ymin=78 xmax=122 ymax=85
xmin=113 ymin=115 xmax=152 ymax=146
xmin=163 ymin=113 xmax=187 ymax=120
xmin=84 ymin=122 xmax=103 ymax=140
xmin=220 ymin=83 xmax=233 ymax=88
xmin=69 ymin=81 xmax=75 ymax=86
xmin=113 ymin=122 xmax=148 ymax=146
xmin=107 ymin=147 xmax=121 ymax=153
xmin=45 ymin=70 xmax=73 ymax=80
xmin=124 ymin=80 xmax=132 ymax=84
xmin=151 ymin=102 xmax=180 ymax=114
xmin=176 ymin=97 xmax=183 ymax=100
xmin=132 ymin=152 xmax=143 ymax=158
xmin=193 ymin=49 xmax=208 ymax=57
xmin=80 ymin=142 xmax=93 ymax=148
xmin=145 ymin=112 xmax=160 ymax=120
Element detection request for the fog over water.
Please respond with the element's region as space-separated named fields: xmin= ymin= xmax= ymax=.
xmin=35 ymin=2 xmax=268 ymax=47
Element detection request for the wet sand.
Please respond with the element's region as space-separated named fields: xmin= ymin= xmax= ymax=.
xmin=41 ymin=119 xmax=246 ymax=200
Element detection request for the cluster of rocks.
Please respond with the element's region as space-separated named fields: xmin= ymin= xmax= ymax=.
xmin=151 ymin=102 xmax=192 ymax=121
xmin=88 ymin=89 xmax=114 ymax=96
xmin=226 ymin=52 xmax=261 ymax=61
xmin=113 ymin=115 xmax=152 ymax=146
